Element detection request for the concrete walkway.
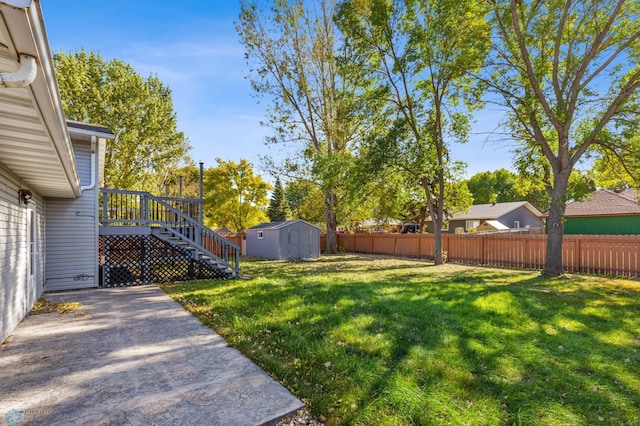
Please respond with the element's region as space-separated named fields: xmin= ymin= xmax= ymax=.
xmin=0 ymin=286 xmax=303 ymax=425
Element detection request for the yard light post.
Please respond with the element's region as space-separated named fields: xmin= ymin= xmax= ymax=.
xmin=199 ymin=162 xmax=204 ymax=225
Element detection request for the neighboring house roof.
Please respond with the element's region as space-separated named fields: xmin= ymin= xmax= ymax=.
xmin=0 ymin=0 xmax=80 ymax=197
xmin=437 ymin=201 xmax=544 ymax=221
xmin=249 ymin=220 xmax=322 ymax=231
xmin=565 ymin=189 xmax=640 ymax=217
xmin=620 ymin=189 xmax=639 ymax=201
xmin=478 ymin=220 xmax=510 ymax=231
xmin=213 ymin=227 xmax=232 ymax=234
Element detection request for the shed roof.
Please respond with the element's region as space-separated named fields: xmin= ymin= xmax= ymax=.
xmin=564 ymin=189 xmax=640 ymax=217
xmin=440 ymin=201 xmax=543 ymax=221
xmin=249 ymin=220 xmax=321 ymax=231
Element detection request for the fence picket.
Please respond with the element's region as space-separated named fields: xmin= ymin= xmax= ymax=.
xmin=328 ymin=233 xmax=640 ymax=277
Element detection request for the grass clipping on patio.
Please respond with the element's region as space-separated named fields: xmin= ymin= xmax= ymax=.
xmin=31 ymin=298 xmax=82 ymax=315
xmin=161 ymin=255 xmax=640 ymax=425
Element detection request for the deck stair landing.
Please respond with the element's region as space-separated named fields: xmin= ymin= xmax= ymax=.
xmin=99 ymin=189 xmax=239 ymax=287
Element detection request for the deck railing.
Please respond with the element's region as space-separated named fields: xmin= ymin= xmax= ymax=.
xmin=100 ymin=189 xmax=239 ymax=275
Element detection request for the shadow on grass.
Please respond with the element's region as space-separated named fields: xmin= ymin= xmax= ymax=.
xmin=161 ymin=257 xmax=640 ymax=425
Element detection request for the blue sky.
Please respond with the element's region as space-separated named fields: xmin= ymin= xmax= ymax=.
xmin=41 ymin=0 xmax=513 ymax=178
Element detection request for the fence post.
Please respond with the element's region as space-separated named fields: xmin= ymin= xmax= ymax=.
xmin=481 ymin=234 xmax=485 ymax=265
xmin=394 ymin=234 xmax=398 ymax=257
xmin=443 ymin=235 xmax=449 ymax=260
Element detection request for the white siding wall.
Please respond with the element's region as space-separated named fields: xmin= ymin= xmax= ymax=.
xmin=45 ymin=140 xmax=98 ymax=291
xmin=0 ymin=163 xmax=45 ymax=342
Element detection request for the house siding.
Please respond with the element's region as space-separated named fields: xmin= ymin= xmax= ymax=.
xmin=45 ymin=140 xmax=98 ymax=291
xmin=0 ymin=163 xmax=45 ymax=343
xmin=426 ymin=220 xmax=465 ymax=234
xmin=246 ymin=229 xmax=281 ymax=259
xmin=498 ymin=208 xmax=545 ymax=229
xmin=564 ymin=216 xmax=640 ymax=235
xmin=427 ymin=206 xmax=546 ymax=234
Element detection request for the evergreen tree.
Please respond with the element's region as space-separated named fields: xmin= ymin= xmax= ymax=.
xmin=267 ymin=178 xmax=291 ymax=222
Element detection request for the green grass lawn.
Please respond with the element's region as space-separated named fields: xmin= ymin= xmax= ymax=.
xmin=161 ymin=255 xmax=640 ymax=425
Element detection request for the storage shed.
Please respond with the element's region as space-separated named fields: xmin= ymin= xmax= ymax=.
xmin=246 ymin=220 xmax=321 ymax=260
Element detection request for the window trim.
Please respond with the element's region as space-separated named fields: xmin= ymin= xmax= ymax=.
xmin=257 ymin=230 xmax=264 ymax=240
xmin=465 ymin=220 xmax=480 ymax=231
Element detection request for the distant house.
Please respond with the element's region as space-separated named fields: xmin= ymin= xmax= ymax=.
xmin=357 ymin=218 xmax=402 ymax=233
xmin=213 ymin=227 xmax=232 ymax=235
xmin=426 ymin=201 xmax=545 ymax=234
xmin=562 ymin=189 xmax=640 ymax=235
xmin=246 ymin=220 xmax=321 ymax=260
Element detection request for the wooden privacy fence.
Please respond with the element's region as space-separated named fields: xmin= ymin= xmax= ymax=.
xmin=321 ymin=233 xmax=640 ymax=277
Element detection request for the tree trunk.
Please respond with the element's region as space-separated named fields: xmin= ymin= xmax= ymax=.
xmin=324 ymin=188 xmax=338 ymax=254
xmin=433 ymin=220 xmax=443 ymax=265
xmin=542 ymin=170 xmax=570 ymax=276
xmin=422 ymin=178 xmax=443 ymax=265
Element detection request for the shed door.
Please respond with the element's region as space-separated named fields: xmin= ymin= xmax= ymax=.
xmin=288 ymin=230 xmax=301 ymax=259
xmin=299 ymin=230 xmax=311 ymax=258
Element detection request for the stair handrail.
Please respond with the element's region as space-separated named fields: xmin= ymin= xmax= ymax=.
xmin=101 ymin=188 xmax=240 ymax=276
xmin=159 ymin=226 xmax=238 ymax=276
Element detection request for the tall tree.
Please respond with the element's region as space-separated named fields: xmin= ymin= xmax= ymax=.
xmin=267 ymin=177 xmax=291 ymax=221
xmin=204 ymin=159 xmax=271 ymax=232
xmin=591 ymin=135 xmax=640 ymax=191
xmin=337 ymin=0 xmax=490 ymax=263
xmin=238 ymin=0 xmax=370 ymax=253
xmin=159 ymin=164 xmax=201 ymax=199
xmin=485 ymin=0 xmax=640 ymax=275
xmin=467 ymin=169 xmax=521 ymax=204
xmin=54 ymin=50 xmax=189 ymax=192
xmin=466 ymin=168 xmax=594 ymax=212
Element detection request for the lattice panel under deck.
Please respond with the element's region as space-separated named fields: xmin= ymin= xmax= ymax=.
xmin=100 ymin=235 xmax=230 ymax=288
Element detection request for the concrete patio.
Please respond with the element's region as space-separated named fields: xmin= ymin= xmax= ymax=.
xmin=0 ymin=286 xmax=303 ymax=425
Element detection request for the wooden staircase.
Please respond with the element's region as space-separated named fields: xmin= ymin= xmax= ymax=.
xmin=99 ymin=189 xmax=239 ymax=286
xmin=151 ymin=226 xmax=236 ymax=279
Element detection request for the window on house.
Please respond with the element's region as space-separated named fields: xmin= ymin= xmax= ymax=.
xmin=466 ymin=220 xmax=480 ymax=230
xmin=257 ymin=231 xmax=264 ymax=240
xmin=441 ymin=221 xmax=449 ymax=231
xmin=514 ymin=221 xmax=520 ymax=229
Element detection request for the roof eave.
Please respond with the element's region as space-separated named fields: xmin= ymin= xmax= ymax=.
xmin=1 ymin=0 xmax=80 ymax=197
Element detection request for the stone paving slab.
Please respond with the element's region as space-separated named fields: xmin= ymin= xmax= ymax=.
xmin=0 ymin=285 xmax=303 ymax=426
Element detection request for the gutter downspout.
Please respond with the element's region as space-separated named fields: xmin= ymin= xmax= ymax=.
xmin=0 ymin=54 xmax=37 ymax=88
xmin=80 ymin=136 xmax=97 ymax=193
